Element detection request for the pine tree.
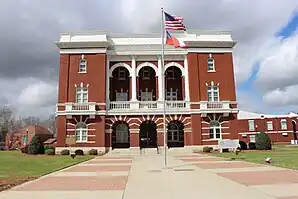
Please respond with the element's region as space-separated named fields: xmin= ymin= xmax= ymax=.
xmin=28 ymin=135 xmax=44 ymax=154
xmin=256 ymin=132 xmax=272 ymax=150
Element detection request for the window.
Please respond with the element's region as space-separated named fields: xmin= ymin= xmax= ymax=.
xmin=115 ymin=124 xmax=129 ymax=143
xmin=267 ymin=121 xmax=273 ymax=130
xmin=142 ymin=68 xmax=150 ymax=80
xmin=209 ymin=120 xmax=221 ymax=139
xmin=207 ymin=57 xmax=215 ymax=72
xmin=281 ymin=119 xmax=287 ymax=130
xmin=141 ymin=91 xmax=152 ymax=101
xmin=166 ymin=90 xmax=177 ymax=101
xmin=248 ymin=120 xmax=255 ymax=131
xmin=75 ymin=122 xmax=88 ymax=142
xmin=116 ymin=92 xmax=128 ymax=101
xmin=76 ymin=87 xmax=88 ymax=103
xmin=118 ymin=68 xmax=126 ymax=80
xmin=166 ymin=68 xmax=175 ymax=79
xmin=79 ymin=59 xmax=87 ymax=73
xmin=207 ymin=86 xmax=219 ymax=102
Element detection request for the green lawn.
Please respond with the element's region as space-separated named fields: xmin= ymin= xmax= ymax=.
xmin=212 ymin=145 xmax=298 ymax=170
xmin=0 ymin=151 xmax=94 ymax=178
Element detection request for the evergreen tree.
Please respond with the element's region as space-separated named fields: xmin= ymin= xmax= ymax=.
xmin=28 ymin=135 xmax=44 ymax=154
xmin=256 ymin=132 xmax=272 ymax=150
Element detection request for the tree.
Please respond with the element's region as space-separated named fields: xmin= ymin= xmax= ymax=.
xmin=40 ymin=114 xmax=57 ymax=136
xmin=21 ymin=116 xmax=41 ymax=126
xmin=0 ymin=106 xmax=18 ymax=143
xmin=256 ymin=132 xmax=272 ymax=150
xmin=28 ymin=135 xmax=44 ymax=154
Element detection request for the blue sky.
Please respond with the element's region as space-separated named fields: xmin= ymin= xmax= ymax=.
xmin=237 ymin=11 xmax=298 ymax=114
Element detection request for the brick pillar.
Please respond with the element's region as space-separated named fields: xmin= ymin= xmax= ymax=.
xmin=56 ymin=116 xmax=67 ymax=147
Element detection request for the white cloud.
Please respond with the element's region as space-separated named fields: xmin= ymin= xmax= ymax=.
xmin=263 ymin=84 xmax=298 ymax=106
xmin=256 ymin=31 xmax=298 ymax=91
xmin=17 ymin=80 xmax=57 ymax=107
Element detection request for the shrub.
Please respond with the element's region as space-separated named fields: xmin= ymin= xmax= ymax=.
xmin=88 ymin=149 xmax=98 ymax=155
xmin=21 ymin=145 xmax=28 ymax=154
xmin=28 ymin=135 xmax=44 ymax=155
xmin=44 ymin=145 xmax=54 ymax=152
xmin=60 ymin=149 xmax=70 ymax=155
xmin=256 ymin=132 xmax=272 ymax=150
xmin=202 ymin=146 xmax=213 ymax=153
xmin=75 ymin=149 xmax=84 ymax=155
xmin=239 ymin=141 xmax=248 ymax=150
xmin=248 ymin=142 xmax=256 ymax=150
xmin=45 ymin=149 xmax=55 ymax=155
xmin=98 ymin=151 xmax=105 ymax=156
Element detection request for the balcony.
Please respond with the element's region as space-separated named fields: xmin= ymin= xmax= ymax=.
xmin=108 ymin=101 xmax=189 ymax=114
xmin=200 ymin=101 xmax=238 ymax=116
xmin=64 ymin=102 xmax=97 ymax=118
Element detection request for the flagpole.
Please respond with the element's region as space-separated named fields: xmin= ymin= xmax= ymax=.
xmin=161 ymin=7 xmax=167 ymax=167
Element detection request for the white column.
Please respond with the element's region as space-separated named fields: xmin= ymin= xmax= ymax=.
xmin=184 ymin=55 xmax=190 ymax=101
xmin=106 ymin=56 xmax=110 ymax=105
xmin=131 ymin=56 xmax=137 ymax=101
xmin=158 ymin=56 xmax=164 ymax=101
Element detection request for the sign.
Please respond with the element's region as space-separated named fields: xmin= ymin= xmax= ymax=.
xmin=249 ymin=135 xmax=256 ymax=143
xmin=218 ymin=139 xmax=239 ymax=152
xmin=65 ymin=137 xmax=76 ymax=145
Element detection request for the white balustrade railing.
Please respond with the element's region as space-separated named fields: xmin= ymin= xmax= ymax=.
xmin=200 ymin=101 xmax=230 ymax=110
xmin=65 ymin=102 xmax=96 ymax=112
xmin=109 ymin=101 xmax=130 ymax=110
xmin=139 ymin=101 xmax=158 ymax=109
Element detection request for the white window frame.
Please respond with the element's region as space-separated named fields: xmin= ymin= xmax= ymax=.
xmin=281 ymin=119 xmax=287 ymax=130
xmin=140 ymin=91 xmax=153 ymax=101
xmin=207 ymin=86 xmax=219 ymax=102
xmin=75 ymin=122 xmax=88 ymax=142
xmin=248 ymin=120 xmax=255 ymax=131
xmin=76 ymin=87 xmax=88 ymax=103
xmin=207 ymin=56 xmax=215 ymax=72
xmin=79 ymin=58 xmax=87 ymax=73
xmin=116 ymin=92 xmax=128 ymax=101
xmin=209 ymin=120 xmax=221 ymax=140
xmin=118 ymin=67 xmax=126 ymax=80
xmin=166 ymin=90 xmax=178 ymax=101
xmin=267 ymin=121 xmax=273 ymax=131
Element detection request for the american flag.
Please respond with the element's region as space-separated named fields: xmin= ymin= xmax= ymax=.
xmin=164 ymin=12 xmax=185 ymax=31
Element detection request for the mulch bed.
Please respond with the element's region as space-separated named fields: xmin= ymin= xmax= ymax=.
xmin=0 ymin=177 xmax=37 ymax=192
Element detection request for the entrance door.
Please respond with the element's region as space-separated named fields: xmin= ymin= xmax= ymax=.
xmin=112 ymin=123 xmax=130 ymax=149
xmin=139 ymin=121 xmax=157 ymax=148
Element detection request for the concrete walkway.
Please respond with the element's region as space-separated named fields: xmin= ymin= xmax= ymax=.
xmin=1 ymin=151 xmax=298 ymax=199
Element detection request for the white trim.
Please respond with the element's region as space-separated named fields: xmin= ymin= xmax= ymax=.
xmin=164 ymin=62 xmax=185 ymax=77
xmin=60 ymin=48 xmax=107 ymax=54
xmin=157 ymin=56 xmax=163 ymax=101
xmin=131 ymin=57 xmax=137 ymax=101
xmin=109 ymin=62 xmax=132 ymax=77
xmin=136 ymin=62 xmax=158 ymax=76
xmin=106 ymin=56 xmax=110 ymax=103
xmin=183 ymin=56 xmax=190 ymax=101
xmin=187 ymin=48 xmax=233 ymax=53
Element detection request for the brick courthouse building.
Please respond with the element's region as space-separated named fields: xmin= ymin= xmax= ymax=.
xmin=55 ymin=30 xmax=298 ymax=153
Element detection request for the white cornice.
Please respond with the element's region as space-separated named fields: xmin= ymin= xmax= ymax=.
xmin=60 ymin=48 xmax=107 ymax=54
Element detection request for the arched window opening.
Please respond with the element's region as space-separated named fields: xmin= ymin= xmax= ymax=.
xmin=115 ymin=124 xmax=129 ymax=143
xmin=75 ymin=122 xmax=88 ymax=142
xmin=209 ymin=120 xmax=221 ymax=139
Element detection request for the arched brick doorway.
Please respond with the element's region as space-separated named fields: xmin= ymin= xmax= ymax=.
xmin=167 ymin=120 xmax=184 ymax=148
xmin=139 ymin=120 xmax=157 ymax=148
xmin=112 ymin=121 xmax=130 ymax=149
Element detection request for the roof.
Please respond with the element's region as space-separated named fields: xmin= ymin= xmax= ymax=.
xmin=237 ymin=110 xmax=298 ymax=120
xmin=44 ymin=138 xmax=57 ymax=144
